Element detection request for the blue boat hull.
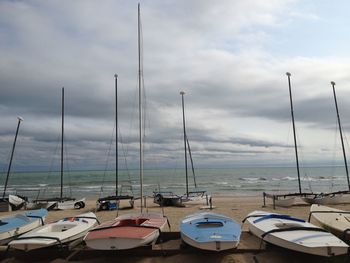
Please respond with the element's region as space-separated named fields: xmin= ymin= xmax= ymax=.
xmin=180 ymin=212 xmax=241 ymax=251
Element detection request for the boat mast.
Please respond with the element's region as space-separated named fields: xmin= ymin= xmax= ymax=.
xmin=286 ymin=72 xmax=301 ymax=194
xmin=138 ymin=3 xmax=144 ymax=212
xmin=115 ymin=74 xmax=119 ymax=197
xmin=61 ymin=87 xmax=64 ymax=199
xmin=331 ymin=81 xmax=350 ymax=190
xmin=186 ymin=138 xmax=197 ymax=188
xmin=2 ymin=116 xmax=23 ymax=198
xmin=180 ymin=91 xmax=189 ymax=197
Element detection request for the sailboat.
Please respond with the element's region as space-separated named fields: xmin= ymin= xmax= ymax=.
xmin=96 ymin=74 xmax=134 ymax=210
xmin=179 ymin=91 xmax=209 ymax=204
xmin=84 ymin=4 xmax=169 ymax=250
xmin=264 ymin=73 xmax=302 ymax=207
xmin=153 ymin=91 xmax=209 ymax=207
xmin=302 ymin=81 xmax=350 ymax=205
xmin=0 ymin=116 xmax=27 ymax=211
xmin=30 ymin=88 xmax=85 ymax=210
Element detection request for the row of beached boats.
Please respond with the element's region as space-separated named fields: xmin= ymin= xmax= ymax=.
xmin=1 ymin=204 xmax=350 ymax=258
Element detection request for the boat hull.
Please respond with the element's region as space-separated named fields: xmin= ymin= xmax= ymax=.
xmin=9 ymin=212 xmax=97 ymax=251
xmin=0 ymin=209 xmax=47 ymax=245
xmin=246 ymin=210 xmax=349 ymax=257
xmin=180 ymin=212 xmax=241 ymax=251
xmin=302 ymin=195 xmax=343 ymax=205
xmin=274 ymin=197 xmax=295 ymax=207
xmin=310 ymin=204 xmax=350 ymax=241
xmin=84 ymin=212 xmax=168 ymax=250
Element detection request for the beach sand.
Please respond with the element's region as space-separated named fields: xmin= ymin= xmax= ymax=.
xmin=2 ymin=195 xmax=350 ymax=263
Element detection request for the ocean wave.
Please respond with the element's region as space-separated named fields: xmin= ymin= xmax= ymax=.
xmin=239 ymin=177 xmax=267 ymax=181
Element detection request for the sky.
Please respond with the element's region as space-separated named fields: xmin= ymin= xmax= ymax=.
xmin=1 ymin=0 xmax=350 ymax=171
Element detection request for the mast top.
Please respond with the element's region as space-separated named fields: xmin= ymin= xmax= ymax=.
xmin=286 ymin=72 xmax=291 ymax=77
xmin=331 ymin=81 xmax=336 ymax=86
xmin=114 ymin=74 xmax=118 ymax=78
xmin=180 ymin=91 xmax=185 ymax=95
xmin=17 ymin=116 xmax=24 ymax=122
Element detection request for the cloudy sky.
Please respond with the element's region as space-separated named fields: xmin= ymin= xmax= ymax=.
xmin=1 ymin=0 xmax=350 ymax=171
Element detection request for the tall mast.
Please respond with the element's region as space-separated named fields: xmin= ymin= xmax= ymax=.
xmin=180 ymin=91 xmax=189 ymax=197
xmin=331 ymin=81 xmax=350 ymax=190
xmin=61 ymin=87 xmax=64 ymax=199
xmin=115 ymin=74 xmax=119 ymax=197
xmin=2 ymin=116 xmax=23 ymax=198
xmin=286 ymin=72 xmax=301 ymax=194
xmin=138 ymin=3 xmax=144 ymax=212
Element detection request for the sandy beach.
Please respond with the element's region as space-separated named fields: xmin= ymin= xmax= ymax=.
xmin=2 ymin=195 xmax=350 ymax=263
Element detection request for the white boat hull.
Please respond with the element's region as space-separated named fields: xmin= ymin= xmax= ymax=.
xmin=246 ymin=210 xmax=348 ymax=257
xmin=9 ymin=195 xmax=26 ymax=210
xmin=9 ymin=212 xmax=97 ymax=251
xmin=274 ymin=197 xmax=295 ymax=207
xmin=310 ymin=204 xmax=350 ymax=240
xmin=302 ymin=194 xmax=343 ymax=205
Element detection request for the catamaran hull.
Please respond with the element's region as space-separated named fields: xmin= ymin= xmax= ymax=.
xmin=56 ymin=198 xmax=86 ymax=210
xmin=302 ymin=195 xmax=343 ymax=205
xmin=8 ymin=195 xmax=26 ymax=210
xmin=274 ymin=197 xmax=295 ymax=207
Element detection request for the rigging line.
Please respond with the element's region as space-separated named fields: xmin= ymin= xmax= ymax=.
xmin=63 ymin=142 xmax=73 ymax=197
xmin=43 ymin=134 xmax=61 ymax=199
xmin=186 ymin=136 xmax=197 ymax=188
xmin=118 ymin=128 xmax=133 ymax=184
xmin=99 ymin=123 xmax=115 ymax=198
xmin=330 ymin=118 xmax=339 ymax=191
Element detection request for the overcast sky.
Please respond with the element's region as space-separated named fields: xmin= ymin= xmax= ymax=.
xmin=1 ymin=0 xmax=350 ymax=171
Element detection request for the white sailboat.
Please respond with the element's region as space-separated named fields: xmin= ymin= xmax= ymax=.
xmin=1 ymin=117 xmax=27 ymax=211
xmin=84 ymin=4 xmax=168 ymax=250
xmin=302 ymin=81 xmax=350 ymax=205
xmin=96 ymin=74 xmax=134 ymax=211
xmin=30 ymin=88 xmax=85 ymax=210
xmin=153 ymin=91 xmax=209 ymax=206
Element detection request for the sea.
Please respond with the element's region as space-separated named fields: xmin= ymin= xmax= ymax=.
xmin=1 ymin=166 xmax=349 ymax=200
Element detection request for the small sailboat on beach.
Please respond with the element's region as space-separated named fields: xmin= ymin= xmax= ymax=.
xmin=153 ymin=91 xmax=209 ymax=206
xmin=0 ymin=117 xmax=28 ymax=211
xmin=244 ymin=210 xmax=349 ymax=257
xmin=84 ymin=4 xmax=169 ymax=250
xmin=180 ymin=212 xmax=241 ymax=251
xmin=302 ymin=81 xmax=350 ymax=205
xmin=9 ymin=212 xmax=97 ymax=251
xmin=29 ymin=88 xmax=85 ymax=210
xmin=0 ymin=208 xmax=47 ymax=245
xmin=264 ymin=73 xmax=300 ymax=207
xmin=96 ymin=74 xmax=134 ymax=211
